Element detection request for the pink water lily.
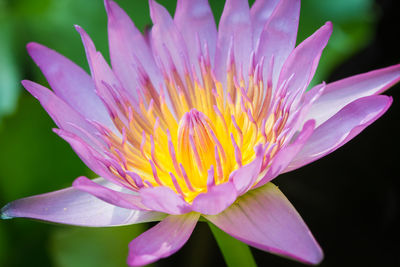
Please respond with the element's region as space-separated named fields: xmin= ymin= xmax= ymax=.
xmin=1 ymin=0 xmax=399 ymax=266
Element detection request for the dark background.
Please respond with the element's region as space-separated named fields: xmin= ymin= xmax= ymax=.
xmin=0 ymin=0 xmax=399 ymax=266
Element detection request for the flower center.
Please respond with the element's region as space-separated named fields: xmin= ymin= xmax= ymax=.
xmin=177 ymin=109 xmax=219 ymax=184
xmin=97 ymin=49 xmax=291 ymax=202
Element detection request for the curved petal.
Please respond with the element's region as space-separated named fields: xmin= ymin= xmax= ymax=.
xmin=105 ymin=0 xmax=162 ymax=98
xmin=53 ymin=129 xmax=130 ymax=190
xmin=257 ymin=119 xmax=315 ymax=187
xmin=205 ymin=183 xmax=323 ymax=265
xmin=305 ymin=63 xmax=400 ymax=127
xmin=285 ymin=82 xmax=325 ymax=139
xmin=26 ymin=42 xmax=112 ymax=128
xmin=22 ymin=80 xmax=100 ymax=149
xmin=174 ymin=0 xmax=217 ymax=66
xmin=1 ymin=178 xmax=166 ymax=226
xmin=73 ymin=176 xmax=148 ymax=210
xmin=250 ymin=0 xmax=281 ymax=44
xmin=139 ymin=186 xmax=191 ymax=215
xmin=286 ymin=95 xmax=393 ymax=172
xmin=191 ymin=182 xmax=237 ymax=215
xmin=127 ymin=213 xmax=199 ymax=266
xmin=215 ymin=0 xmax=252 ymax=85
xmin=149 ymin=0 xmax=189 ymax=77
xmin=75 ymin=25 xmax=135 ymax=111
xmin=256 ymin=0 xmax=300 ymax=88
xmin=231 ymin=144 xmax=264 ymax=195
xmin=278 ymin=22 xmax=332 ymax=96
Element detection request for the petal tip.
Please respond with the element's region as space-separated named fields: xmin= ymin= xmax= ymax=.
xmin=71 ymin=176 xmax=89 ymax=188
xmin=20 ymin=80 xmax=44 ymax=99
xmin=74 ymin=24 xmax=82 ymax=31
xmin=324 ymin=21 xmax=333 ymax=35
xmin=26 ymin=42 xmax=43 ymax=56
xmin=26 ymin=41 xmax=39 ymax=50
xmin=104 ymin=0 xmax=111 ymax=12
xmin=387 ymin=95 xmax=394 ymax=105
xmin=20 ymin=79 xmax=31 ymax=87
xmin=382 ymin=95 xmax=393 ymax=113
xmin=325 ymin=21 xmax=333 ymax=28
xmin=104 ymin=0 xmax=118 ymax=18
xmin=304 ymin=245 xmax=324 ymax=265
xmin=74 ymin=25 xmax=87 ymax=37
xmin=148 ymin=0 xmax=156 ymax=18
xmin=0 ymin=203 xmax=14 ymax=220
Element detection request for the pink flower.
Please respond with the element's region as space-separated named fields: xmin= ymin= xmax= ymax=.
xmin=2 ymin=0 xmax=399 ymax=266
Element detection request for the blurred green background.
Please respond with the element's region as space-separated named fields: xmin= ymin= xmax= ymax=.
xmin=0 ymin=0 xmax=399 ymax=266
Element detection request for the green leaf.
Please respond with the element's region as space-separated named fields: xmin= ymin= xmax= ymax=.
xmin=0 ymin=22 xmax=20 ymax=126
xmin=208 ymin=222 xmax=257 ymax=267
xmin=299 ymin=0 xmax=375 ymax=86
xmin=0 ymin=224 xmax=7 ymax=263
xmin=50 ymin=224 xmax=153 ymax=267
xmin=0 ymin=94 xmax=91 ymax=200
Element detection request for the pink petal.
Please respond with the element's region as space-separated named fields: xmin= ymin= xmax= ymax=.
xmin=54 ymin=129 xmax=129 ymax=189
xmin=286 ymin=95 xmax=393 ymax=172
xmin=139 ymin=186 xmax=191 ymax=215
xmin=257 ymin=119 xmax=315 ymax=187
xmin=127 ymin=213 xmax=199 ymax=266
xmin=250 ymin=0 xmax=281 ymax=44
xmin=256 ymin=0 xmax=300 ymax=88
xmin=205 ymin=183 xmax=323 ymax=265
xmin=26 ymin=42 xmax=112 ymax=128
xmin=1 ymin=178 xmax=165 ymax=226
xmin=174 ymin=0 xmax=217 ymax=65
xmin=105 ymin=0 xmax=162 ymax=98
xmin=215 ymin=0 xmax=252 ymax=85
xmin=191 ymin=182 xmax=237 ymax=215
xmin=149 ymin=0 xmax=189 ymax=77
xmin=304 ymin=63 xmax=400 ymax=127
xmin=73 ymin=176 xmax=148 ymax=210
xmin=22 ymin=80 xmax=101 ymax=149
xmin=278 ymin=22 xmax=332 ymax=95
xmin=75 ymin=25 xmax=134 ymax=109
xmin=231 ymin=144 xmax=264 ymax=195
xmin=285 ymin=82 xmax=325 ymax=139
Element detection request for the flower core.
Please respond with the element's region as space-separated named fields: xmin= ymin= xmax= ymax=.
xmin=99 ymin=49 xmax=291 ymax=202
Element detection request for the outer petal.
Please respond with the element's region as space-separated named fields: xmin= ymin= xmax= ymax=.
xmin=174 ymin=0 xmax=217 ymax=65
xmin=250 ymin=0 xmax=281 ymax=44
xmin=22 ymin=80 xmax=100 ymax=148
xmin=1 ymin=178 xmax=165 ymax=226
xmin=205 ymin=183 xmax=323 ymax=265
xmin=127 ymin=213 xmax=199 ymax=266
xmin=304 ymin=64 xmax=400 ymax=127
xmin=286 ymin=95 xmax=393 ymax=172
xmin=191 ymin=182 xmax=237 ymax=215
xmin=26 ymin=42 xmax=112 ymax=128
xmin=215 ymin=0 xmax=252 ymax=85
xmin=278 ymin=22 xmax=332 ymax=96
xmin=139 ymin=186 xmax=191 ymax=215
xmin=73 ymin=176 xmax=148 ymax=210
xmin=105 ymin=0 xmax=162 ymax=98
xmin=257 ymin=119 xmax=315 ymax=187
xmin=256 ymin=0 xmax=300 ymax=88
xmin=53 ymin=129 xmax=133 ymax=191
xmin=285 ymin=82 xmax=325 ymax=139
